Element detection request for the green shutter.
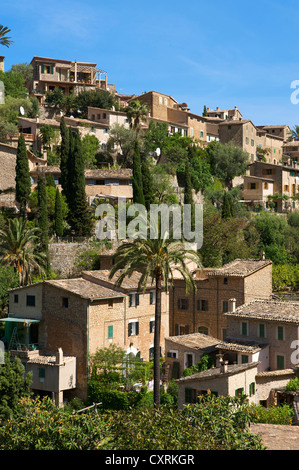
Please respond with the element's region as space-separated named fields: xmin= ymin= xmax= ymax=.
xmin=135 ymin=322 xmax=139 ymax=335
xmin=171 ymin=362 xmax=180 ymax=379
xmin=41 ymin=64 xmax=45 ymax=73
xmin=129 ymin=294 xmax=133 ymax=307
xmin=277 ymin=355 xmax=284 ymax=369
xmin=259 ymin=324 xmax=265 ymax=338
xmin=108 ymin=325 xmax=113 ymax=339
xmin=50 ymin=65 xmax=54 ymax=74
xmin=241 ymin=355 xmax=248 ymax=364
xmin=128 ymin=323 xmax=132 ymax=336
xmin=278 ymin=326 xmax=284 ymax=340
xmin=241 ymin=322 xmax=247 ymax=336
xmin=185 ymin=387 xmax=193 ymax=403
xmin=185 ymin=325 xmax=189 ymax=334
xmin=135 ymin=294 xmax=139 ymax=306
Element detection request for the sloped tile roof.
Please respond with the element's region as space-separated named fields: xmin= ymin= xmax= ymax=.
xmin=225 ymin=299 xmax=299 ymax=324
xmin=207 ymin=258 xmax=272 ymax=278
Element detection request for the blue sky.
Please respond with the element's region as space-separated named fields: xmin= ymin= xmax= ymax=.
xmin=1 ymin=0 xmax=299 ymax=128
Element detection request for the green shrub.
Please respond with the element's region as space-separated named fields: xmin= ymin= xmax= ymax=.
xmin=286 ymin=377 xmax=299 ymax=391
xmin=250 ymin=403 xmax=294 ymax=425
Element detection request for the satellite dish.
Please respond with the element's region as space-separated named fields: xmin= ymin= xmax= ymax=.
xmin=20 ymin=106 xmax=25 ymax=116
xmin=155 ymin=148 xmax=161 ymax=156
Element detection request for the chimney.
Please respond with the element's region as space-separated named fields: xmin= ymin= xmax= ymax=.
xmin=260 ymin=251 xmax=265 ymax=261
xmin=207 ymin=107 xmax=210 ymax=111
xmin=216 ymin=106 xmax=219 ymax=111
xmin=56 ymin=347 xmax=64 ymax=365
xmin=229 ymin=298 xmax=236 ymax=313
xmin=216 ymin=353 xmax=224 ymax=368
xmin=220 ymin=360 xmax=228 ymax=374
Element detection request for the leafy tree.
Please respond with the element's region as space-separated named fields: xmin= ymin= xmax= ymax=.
xmin=0 ymin=25 xmax=13 ymax=47
xmin=0 ymin=354 xmax=32 ymax=422
xmin=39 ymin=124 xmax=56 ymax=149
xmin=0 ymin=218 xmax=46 ymax=285
xmin=221 ymin=191 xmax=233 ymax=218
xmin=132 ymin=140 xmax=145 ymax=205
xmin=109 ymin=235 xmax=201 ymax=407
xmin=126 ymin=99 xmax=148 ymax=135
xmin=143 ymin=120 xmax=169 ymax=156
xmin=54 ymin=188 xmax=64 ymax=237
xmin=81 ymin=134 xmax=99 ymax=168
xmin=184 ymin=160 xmax=195 ymax=230
xmin=0 ymin=70 xmax=27 ymax=98
xmin=151 ymin=164 xmax=178 ymax=204
xmin=10 ymin=63 xmax=33 ymax=84
xmin=107 ymin=123 xmax=137 ymax=167
xmin=45 ymin=89 xmax=66 ymax=112
xmin=209 ymin=142 xmax=249 ymax=189
xmin=71 ymin=88 xmax=115 ymax=118
xmin=15 ymin=133 xmax=31 ymax=217
xmin=0 ymin=265 xmax=19 ymax=313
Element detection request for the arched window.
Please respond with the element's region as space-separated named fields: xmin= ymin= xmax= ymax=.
xmin=198 ymin=326 xmax=209 ymax=335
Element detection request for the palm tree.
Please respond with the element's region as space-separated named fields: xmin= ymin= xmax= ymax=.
xmin=109 ymin=231 xmax=201 ymax=407
xmin=0 ymin=25 xmax=13 ymax=47
xmin=291 ymin=125 xmax=299 ymax=141
xmin=0 ymin=218 xmax=47 ymax=286
xmin=126 ymin=99 xmax=149 ymax=135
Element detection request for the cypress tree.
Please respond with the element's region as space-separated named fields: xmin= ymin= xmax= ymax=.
xmin=15 ymin=133 xmax=31 ymax=218
xmin=141 ymin=159 xmax=154 ymax=211
xmin=37 ymin=174 xmax=49 ymax=271
xmin=132 ymin=140 xmax=145 ymax=206
xmin=54 ymin=188 xmax=64 ymax=237
xmin=59 ymin=116 xmax=69 ymax=199
xmin=184 ymin=160 xmax=195 ymax=232
xmin=222 ymin=191 xmax=232 ymax=219
xmin=68 ymin=131 xmax=92 ymax=236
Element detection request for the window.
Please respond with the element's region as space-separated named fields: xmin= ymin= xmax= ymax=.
xmin=251 ymin=139 xmax=254 ymax=146
xmin=264 ymin=182 xmax=269 ymax=190
xmin=241 ymin=321 xmax=248 ymax=336
xmin=129 ymin=293 xmax=139 ymax=307
xmin=26 ymin=295 xmax=35 ymax=307
xmin=14 ymin=294 xmax=18 ymax=303
xmin=150 ymin=291 xmax=155 ymax=305
xmin=249 ymin=382 xmax=256 ymax=396
xmin=128 ymin=320 xmax=139 ymax=336
xmin=178 ymin=298 xmax=189 ymax=310
xmin=241 ymin=355 xmax=249 ymax=364
xmin=39 ymin=367 xmax=45 ymax=378
xmin=197 ymin=299 xmax=209 ymax=311
xmin=198 ymin=326 xmax=209 ymax=335
xmin=167 ymin=350 xmax=178 ymax=358
xmin=113 ymin=179 xmax=119 ymax=186
xmin=159 ymin=96 xmax=163 ymax=104
xmin=223 ymin=278 xmax=228 ymax=285
xmin=185 ymin=353 xmax=194 ymax=368
xmin=235 ymin=388 xmax=244 ymax=397
xmin=246 ymin=137 xmax=249 ymax=144
xmin=277 ymin=326 xmax=284 ymax=341
xmin=108 ymin=325 xmax=113 ymax=339
xmin=149 ymin=319 xmax=155 ymax=333
xmin=175 ymin=324 xmax=189 ymax=335
xmin=223 ymin=301 xmax=228 ymax=313
xmin=62 ymin=297 xmax=68 ymax=308
xmin=277 ymin=355 xmax=284 ymax=369
xmin=108 ymin=299 xmax=113 ymax=308
xmin=250 ymin=183 xmax=256 ymax=190
xmin=259 ymin=323 xmax=265 ymax=338
xmin=200 ymin=131 xmax=204 ymax=138
xmin=185 ymin=387 xmax=194 ymax=403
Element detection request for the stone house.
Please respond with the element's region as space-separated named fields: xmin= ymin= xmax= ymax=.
xmin=29 ymin=165 xmax=133 ymax=204
xmin=206 ymin=106 xmax=243 ymax=121
xmin=244 ymin=160 xmax=299 ymax=212
xmin=170 ymin=258 xmax=273 ymax=341
xmin=224 ymin=299 xmax=299 ymax=371
xmin=6 ymin=271 xmax=169 ymax=400
xmin=28 ymin=56 xmax=111 ymax=104
xmin=176 ymin=361 xmax=259 ymax=408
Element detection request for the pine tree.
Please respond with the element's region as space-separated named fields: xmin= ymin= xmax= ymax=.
xmin=15 ymin=133 xmax=31 ymax=218
xmin=132 ymin=140 xmax=145 ymax=206
xmin=141 ymin=159 xmax=154 ymax=210
xmin=59 ymin=116 xmax=69 ymax=199
xmin=68 ymin=131 xmax=92 ymax=236
xmin=37 ymin=174 xmax=49 ymax=271
xmin=54 ymin=188 xmax=64 ymax=237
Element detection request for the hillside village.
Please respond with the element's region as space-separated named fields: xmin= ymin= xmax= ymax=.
xmin=0 ymin=52 xmax=299 ymax=423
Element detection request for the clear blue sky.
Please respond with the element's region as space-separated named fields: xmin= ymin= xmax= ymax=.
xmin=2 ymin=0 xmax=299 ymax=128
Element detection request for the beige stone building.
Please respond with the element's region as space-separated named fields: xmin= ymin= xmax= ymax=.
xmin=29 ymin=56 xmax=112 ymax=103
xmin=29 ymin=165 xmax=133 ymax=204
xmin=243 ymin=160 xmax=299 ymax=212
xmin=170 ymin=258 xmax=273 ymax=342
xmin=6 ymin=270 xmax=169 ymax=400
xmin=206 ymin=106 xmax=243 ymax=121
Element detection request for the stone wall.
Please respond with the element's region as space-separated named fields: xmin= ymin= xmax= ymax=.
xmin=49 ymin=241 xmax=94 ymax=277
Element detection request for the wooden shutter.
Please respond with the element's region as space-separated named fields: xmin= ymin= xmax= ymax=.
xmin=128 ymin=323 xmax=133 ymax=336
xmin=108 ymin=325 xmax=113 ymax=339
xmin=185 ymin=387 xmax=193 ymax=403
xmin=175 ymin=324 xmax=179 ymax=335
xmin=41 ymin=64 xmax=45 ymax=73
xmin=50 ymin=65 xmax=54 ymax=74
xmin=185 ymin=325 xmax=189 ymax=334
xmin=171 ymin=362 xmax=180 ymax=379
xmin=135 ymin=322 xmax=139 ymax=335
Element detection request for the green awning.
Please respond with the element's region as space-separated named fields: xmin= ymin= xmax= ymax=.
xmin=0 ymin=318 xmax=41 ymax=325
